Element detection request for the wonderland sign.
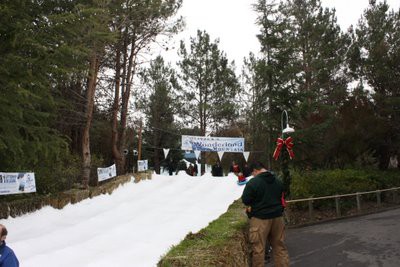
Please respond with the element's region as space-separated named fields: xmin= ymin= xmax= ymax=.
xmin=181 ymin=135 xmax=245 ymax=152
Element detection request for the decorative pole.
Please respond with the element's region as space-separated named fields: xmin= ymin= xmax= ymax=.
xmin=273 ymin=110 xmax=295 ymax=198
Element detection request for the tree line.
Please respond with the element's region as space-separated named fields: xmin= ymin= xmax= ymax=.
xmin=0 ymin=0 xmax=399 ymax=193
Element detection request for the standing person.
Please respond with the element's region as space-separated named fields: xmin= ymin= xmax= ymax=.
xmin=241 ymin=161 xmax=289 ymax=267
xmin=193 ymin=162 xmax=198 ymax=176
xmin=229 ymin=160 xmax=240 ymax=175
xmin=0 ymin=224 xmax=19 ymax=267
xmin=216 ymin=162 xmax=224 ymax=176
xmin=167 ymin=158 xmax=174 ymax=176
xmin=187 ymin=164 xmax=194 ymax=176
xmin=242 ymin=163 xmax=252 ymax=178
xmin=211 ymin=162 xmax=217 ymax=176
xmin=212 ymin=161 xmax=223 ymax=177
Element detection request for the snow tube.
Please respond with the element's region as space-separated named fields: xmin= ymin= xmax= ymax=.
xmin=237 ymin=179 xmax=248 ymax=186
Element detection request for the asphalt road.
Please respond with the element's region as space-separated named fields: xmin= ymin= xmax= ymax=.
xmin=266 ymin=208 xmax=400 ymax=267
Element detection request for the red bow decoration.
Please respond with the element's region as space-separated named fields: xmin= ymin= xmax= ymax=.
xmin=281 ymin=192 xmax=287 ymax=208
xmin=273 ymin=136 xmax=295 ymax=160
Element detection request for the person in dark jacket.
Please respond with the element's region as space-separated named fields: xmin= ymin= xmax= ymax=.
xmin=175 ymin=160 xmax=187 ymax=175
xmin=242 ymin=163 xmax=252 ymax=178
xmin=212 ymin=161 xmax=223 ymax=177
xmin=193 ymin=162 xmax=198 ymax=176
xmin=0 ymin=224 xmax=19 ymax=267
xmin=187 ymin=164 xmax=194 ymax=176
xmin=241 ymin=161 xmax=289 ymax=267
xmin=167 ymin=159 xmax=174 ymax=176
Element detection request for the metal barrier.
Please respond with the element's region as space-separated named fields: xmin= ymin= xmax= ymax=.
xmin=285 ymin=187 xmax=400 ymax=224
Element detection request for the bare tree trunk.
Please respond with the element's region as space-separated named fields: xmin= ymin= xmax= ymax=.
xmin=81 ymin=53 xmax=100 ymax=188
xmin=112 ymin=45 xmax=124 ymax=174
xmin=118 ymin=36 xmax=136 ymax=168
xmin=153 ymin=132 xmax=161 ymax=174
xmin=112 ymin=27 xmax=131 ymax=175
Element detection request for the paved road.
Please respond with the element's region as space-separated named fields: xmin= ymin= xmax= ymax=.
xmin=266 ymin=208 xmax=400 ymax=267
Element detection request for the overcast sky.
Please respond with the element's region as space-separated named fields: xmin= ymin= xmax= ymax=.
xmin=157 ymin=0 xmax=400 ymax=71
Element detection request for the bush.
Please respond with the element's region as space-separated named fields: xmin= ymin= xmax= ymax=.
xmin=34 ymin=153 xmax=82 ymax=194
xmin=291 ymin=169 xmax=399 ymax=199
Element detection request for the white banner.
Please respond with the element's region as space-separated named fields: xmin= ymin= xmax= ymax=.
xmin=181 ymin=135 xmax=245 ymax=152
xmin=243 ymin=151 xmax=250 ymax=162
xmin=0 ymin=172 xmax=36 ymax=195
xmin=97 ymin=164 xmax=117 ymax=182
xmin=138 ymin=160 xmax=148 ymax=172
xmin=163 ymin=148 xmax=170 ymax=158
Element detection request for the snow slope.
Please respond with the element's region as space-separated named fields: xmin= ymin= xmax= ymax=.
xmin=1 ymin=172 xmax=246 ymax=267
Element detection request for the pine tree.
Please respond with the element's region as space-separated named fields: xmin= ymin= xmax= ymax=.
xmin=279 ymin=0 xmax=350 ymax=168
xmin=349 ymin=1 xmax=400 ymax=169
xmin=177 ymin=30 xmax=240 ymax=135
xmin=243 ymin=0 xmax=297 ymax=167
xmin=108 ymin=0 xmax=183 ymax=173
xmin=139 ymin=56 xmax=179 ymax=174
xmin=0 ymin=0 xmax=70 ymax=171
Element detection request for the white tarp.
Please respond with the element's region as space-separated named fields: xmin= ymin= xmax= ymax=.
xmin=138 ymin=160 xmax=148 ymax=172
xmin=0 ymin=172 xmax=36 ymax=195
xmin=181 ymin=135 xmax=245 ymax=152
xmin=97 ymin=164 xmax=117 ymax=182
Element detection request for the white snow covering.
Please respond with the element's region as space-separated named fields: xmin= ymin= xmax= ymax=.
xmin=1 ymin=172 xmax=246 ymax=267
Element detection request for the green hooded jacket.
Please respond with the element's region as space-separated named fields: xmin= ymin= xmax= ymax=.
xmin=241 ymin=171 xmax=284 ymax=219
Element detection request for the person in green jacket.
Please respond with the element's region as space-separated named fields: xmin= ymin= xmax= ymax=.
xmin=241 ymin=161 xmax=289 ymax=267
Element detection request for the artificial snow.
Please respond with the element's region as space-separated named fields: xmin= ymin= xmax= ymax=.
xmin=1 ymin=172 xmax=246 ymax=267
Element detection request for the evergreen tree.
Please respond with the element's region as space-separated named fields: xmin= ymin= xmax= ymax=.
xmin=139 ymin=56 xmax=179 ymax=174
xmin=243 ymin=0 xmax=297 ymax=167
xmin=108 ymin=0 xmax=183 ymax=174
xmin=349 ymin=1 xmax=400 ymax=169
xmin=279 ymin=0 xmax=350 ymax=168
xmin=177 ymin=30 xmax=240 ymax=135
xmin=0 ymin=0 xmax=70 ymax=171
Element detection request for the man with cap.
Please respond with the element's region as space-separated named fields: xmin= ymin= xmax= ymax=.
xmin=0 ymin=224 xmax=19 ymax=267
xmin=241 ymin=161 xmax=289 ymax=267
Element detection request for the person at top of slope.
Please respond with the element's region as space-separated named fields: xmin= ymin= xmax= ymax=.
xmin=229 ymin=160 xmax=241 ymax=175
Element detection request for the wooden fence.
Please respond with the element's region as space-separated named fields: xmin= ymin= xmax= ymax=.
xmin=285 ymin=187 xmax=400 ymax=224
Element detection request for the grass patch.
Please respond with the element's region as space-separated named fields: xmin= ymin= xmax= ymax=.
xmin=158 ymin=199 xmax=250 ymax=267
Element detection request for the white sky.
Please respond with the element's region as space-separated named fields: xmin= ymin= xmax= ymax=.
xmin=158 ymin=0 xmax=400 ymax=71
xmin=1 ymin=172 xmax=246 ymax=267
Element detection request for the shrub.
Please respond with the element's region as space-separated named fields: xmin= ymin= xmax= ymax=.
xmin=291 ymin=169 xmax=398 ymax=199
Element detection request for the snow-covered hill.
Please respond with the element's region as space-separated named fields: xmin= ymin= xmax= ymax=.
xmin=1 ymin=172 xmax=246 ymax=267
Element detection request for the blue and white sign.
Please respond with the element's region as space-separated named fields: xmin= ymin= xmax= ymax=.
xmin=0 ymin=172 xmax=36 ymax=195
xmin=137 ymin=160 xmax=148 ymax=172
xmin=181 ymin=135 xmax=245 ymax=152
xmin=97 ymin=164 xmax=117 ymax=182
